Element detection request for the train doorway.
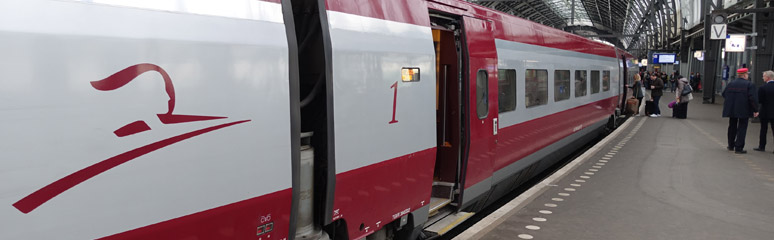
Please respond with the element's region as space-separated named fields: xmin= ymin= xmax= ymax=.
xmin=429 ymin=13 xmax=463 ymax=217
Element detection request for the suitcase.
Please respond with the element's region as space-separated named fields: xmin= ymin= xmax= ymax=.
xmin=645 ymin=100 xmax=655 ymax=115
xmin=626 ymin=98 xmax=639 ymax=115
xmin=672 ymin=102 xmax=688 ymax=119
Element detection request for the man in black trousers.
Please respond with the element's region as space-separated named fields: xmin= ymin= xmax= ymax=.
xmin=723 ymin=68 xmax=758 ymax=154
xmin=754 ymin=70 xmax=774 ymax=152
xmin=649 ymin=74 xmax=664 ymax=117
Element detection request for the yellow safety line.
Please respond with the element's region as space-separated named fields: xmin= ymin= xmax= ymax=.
xmin=438 ymin=212 xmax=475 ymax=235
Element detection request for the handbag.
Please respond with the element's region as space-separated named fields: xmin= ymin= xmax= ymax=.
xmin=681 ymin=84 xmax=693 ymax=96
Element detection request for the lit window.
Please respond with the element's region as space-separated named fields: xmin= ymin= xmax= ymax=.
xmin=401 ymin=67 xmax=420 ymax=82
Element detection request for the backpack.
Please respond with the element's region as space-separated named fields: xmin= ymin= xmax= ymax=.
xmin=681 ymin=84 xmax=693 ymax=96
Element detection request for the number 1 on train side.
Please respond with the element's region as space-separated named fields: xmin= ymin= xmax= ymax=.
xmin=390 ymin=81 xmax=399 ymax=124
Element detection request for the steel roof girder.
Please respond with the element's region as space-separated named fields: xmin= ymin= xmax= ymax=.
xmin=627 ymin=0 xmax=658 ymax=50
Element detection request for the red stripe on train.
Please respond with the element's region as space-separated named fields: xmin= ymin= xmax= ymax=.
xmin=102 ymin=189 xmax=292 ymax=240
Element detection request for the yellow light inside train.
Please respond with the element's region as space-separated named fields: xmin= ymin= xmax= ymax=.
xmin=402 ymin=67 xmax=420 ymax=82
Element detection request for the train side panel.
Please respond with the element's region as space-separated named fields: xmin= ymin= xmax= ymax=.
xmin=0 ymin=1 xmax=294 ymax=239
xmin=493 ymin=39 xmax=619 ymax=173
xmin=324 ymin=0 xmax=437 ymax=238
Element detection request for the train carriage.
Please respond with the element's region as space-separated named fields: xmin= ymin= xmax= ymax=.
xmin=0 ymin=0 xmax=634 ymax=239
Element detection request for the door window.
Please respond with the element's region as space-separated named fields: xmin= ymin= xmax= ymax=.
xmin=476 ymin=70 xmax=488 ymax=119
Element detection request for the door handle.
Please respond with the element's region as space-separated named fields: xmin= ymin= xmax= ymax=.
xmin=493 ymin=118 xmax=498 ymax=135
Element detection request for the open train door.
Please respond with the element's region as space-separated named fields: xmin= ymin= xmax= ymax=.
xmin=423 ymin=14 xmax=498 ymax=237
xmin=458 ymin=16 xmax=498 ymax=212
xmin=619 ymin=51 xmax=629 ymax=114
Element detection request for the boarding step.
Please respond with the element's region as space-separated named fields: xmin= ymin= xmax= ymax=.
xmin=431 ymin=181 xmax=454 ymax=198
xmin=428 ymin=197 xmax=452 ymax=216
xmin=423 ymin=210 xmax=474 ymax=237
xmin=429 ymin=181 xmax=455 ymax=216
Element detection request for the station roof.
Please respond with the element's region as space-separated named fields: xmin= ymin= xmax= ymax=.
xmin=470 ymin=0 xmax=678 ymax=56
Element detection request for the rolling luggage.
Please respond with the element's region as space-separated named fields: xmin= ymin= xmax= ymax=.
xmin=645 ymin=100 xmax=655 ymax=115
xmin=626 ymin=98 xmax=639 ymax=116
xmin=672 ymin=102 xmax=688 ymax=119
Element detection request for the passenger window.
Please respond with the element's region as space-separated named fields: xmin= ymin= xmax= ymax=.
xmin=498 ymin=69 xmax=517 ymax=113
xmin=554 ymin=70 xmax=571 ymax=102
xmin=602 ymin=70 xmax=610 ymax=91
xmin=525 ymin=69 xmax=548 ymax=108
xmin=476 ymin=70 xmax=488 ymax=119
xmin=591 ymin=70 xmax=600 ymax=94
xmin=575 ymin=70 xmax=587 ymax=97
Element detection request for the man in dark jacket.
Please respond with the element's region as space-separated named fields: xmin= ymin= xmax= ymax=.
xmin=649 ymin=74 xmax=664 ymax=117
xmin=723 ymin=68 xmax=759 ymax=154
xmin=754 ymin=70 xmax=774 ymax=152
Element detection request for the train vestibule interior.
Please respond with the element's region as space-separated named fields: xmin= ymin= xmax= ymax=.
xmin=429 ymin=13 xmax=464 ymax=217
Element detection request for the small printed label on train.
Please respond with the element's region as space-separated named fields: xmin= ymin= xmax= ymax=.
xmin=392 ymin=208 xmax=411 ymax=219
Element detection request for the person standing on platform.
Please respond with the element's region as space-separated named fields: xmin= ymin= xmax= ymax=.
xmin=754 ymin=70 xmax=774 ymax=152
xmin=629 ymin=74 xmax=644 ymax=115
xmin=723 ymin=68 xmax=759 ymax=154
xmin=670 ymin=71 xmax=678 ymax=92
xmin=639 ymin=73 xmax=652 ymax=116
xmin=673 ymin=75 xmax=691 ymax=119
xmin=694 ymin=73 xmax=701 ymax=91
xmin=649 ymin=74 xmax=664 ymax=117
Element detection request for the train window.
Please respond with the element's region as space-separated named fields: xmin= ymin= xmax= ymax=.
xmin=476 ymin=70 xmax=488 ymax=119
xmin=602 ymin=70 xmax=610 ymax=91
xmin=554 ymin=70 xmax=571 ymax=102
xmin=575 ymin=70 xmax=587 ymax=97
xmin=525 ymin=69 xmax=548 ymax=108
xmin=591 ymin=70 xmax=600 ymax=94
xmin=498 ymin=69 xmax=517 ymax=113
xmin=402 ymin=67 xmax=420 ymax=82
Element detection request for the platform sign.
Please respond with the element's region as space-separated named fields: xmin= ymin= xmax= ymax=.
xmin=711 ymin=24 xmax=727 ymax=40
xmin=725 ymin=34 xmax=746 ymax=52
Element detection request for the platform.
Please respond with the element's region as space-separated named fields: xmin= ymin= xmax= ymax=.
xmin=455 ymin=92 xmax=774 ymax=240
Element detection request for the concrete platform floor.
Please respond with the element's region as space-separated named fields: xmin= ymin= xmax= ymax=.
xmin=466 ymin=92 xmax=774 ymax=240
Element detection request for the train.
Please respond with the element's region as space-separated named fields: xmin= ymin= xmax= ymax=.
xmin=0 ymin=0 xmax=639 ymax=239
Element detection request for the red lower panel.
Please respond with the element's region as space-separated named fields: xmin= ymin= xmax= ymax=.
xmin=101 ymin=189 xmax=292 ymax=240
xmin=332 ymin=148 xmax=436 ymax=240
xmin=494 ymin=97 xmax=618 ymax=172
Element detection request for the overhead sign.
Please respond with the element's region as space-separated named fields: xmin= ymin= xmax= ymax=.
xmin=725 ymin=34 xmax=746 ymax=52
xmin=652 ymin=53 xmax=676 ymax=64
xmin=711 ymin=24 xmax=727 ymax=39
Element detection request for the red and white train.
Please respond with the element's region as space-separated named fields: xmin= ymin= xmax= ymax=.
xmin=0 ymin=0 xmax=638 ymax=239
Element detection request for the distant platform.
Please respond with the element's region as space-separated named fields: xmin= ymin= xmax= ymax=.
xmin=456 ymin=92 xmax=774 ymax=240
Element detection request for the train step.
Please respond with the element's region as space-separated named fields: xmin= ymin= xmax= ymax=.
xmin=423 ymin=210 xmax=474 ymax=237
xmin=429 ymin=181 xmax=455 ymax=216
xmin=428 ymin=197 xmax=452 ymax=216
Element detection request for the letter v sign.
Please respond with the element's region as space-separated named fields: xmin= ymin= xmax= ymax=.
xmin=711 ymin=24 xmax=727 ymax=40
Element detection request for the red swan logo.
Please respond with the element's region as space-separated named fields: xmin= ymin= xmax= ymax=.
xmin=13 ymin=64 xmax=251 ymax=213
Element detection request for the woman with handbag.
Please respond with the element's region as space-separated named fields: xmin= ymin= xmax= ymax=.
xmin=673 ymin=76 xmax=692 ymax=119
xmin=629 ymin=74 xmax=644 ymax=115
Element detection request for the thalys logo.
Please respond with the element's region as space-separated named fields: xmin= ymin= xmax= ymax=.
xmin=13 ymin=64 xmax=251 ymax=213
